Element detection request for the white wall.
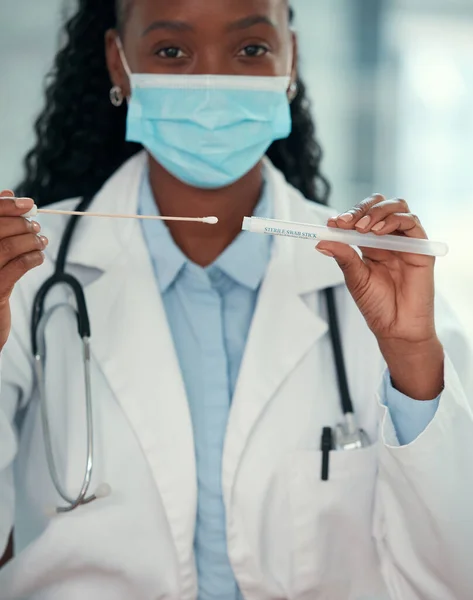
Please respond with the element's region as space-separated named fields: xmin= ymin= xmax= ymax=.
xmin=385 ymin=7 xmax=473 ymax=339
xmin=294 ymin=0 xmax=357 ymax=209
xmin=0 ymin=0 xmax=65 ymax=186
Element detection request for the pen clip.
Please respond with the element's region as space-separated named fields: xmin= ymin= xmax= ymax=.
xmin=320 ymin=427 xmax=333 ymax=482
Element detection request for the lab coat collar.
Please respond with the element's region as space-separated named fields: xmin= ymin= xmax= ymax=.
xmin=46 ymin=151 xmax=147 ymax=273
xmin=52 ymin=151 xmax=345 ymax=295
xmin=267 ymin=160 xmax=345 ymax=294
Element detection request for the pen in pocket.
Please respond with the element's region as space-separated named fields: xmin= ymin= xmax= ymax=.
xmin=320 ymin=427 xmax=333 ymax=481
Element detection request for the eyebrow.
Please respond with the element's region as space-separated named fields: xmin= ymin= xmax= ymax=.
xmin=142 ymin=20 xmax=194 ymax=37
xmin=226 ymin=15 xmax=276 ymax=32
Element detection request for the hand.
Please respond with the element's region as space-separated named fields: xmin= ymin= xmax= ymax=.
xmin=0 ymin=190 xmax=47 ymax=352
xmin=316 ymin=194 xmax=444 ymax=400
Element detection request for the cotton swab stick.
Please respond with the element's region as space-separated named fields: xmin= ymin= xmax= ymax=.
xmin=35 ymin=208 xmax=219 ymax=225
xmin=0 ymin=200 xmax=218 ymax=225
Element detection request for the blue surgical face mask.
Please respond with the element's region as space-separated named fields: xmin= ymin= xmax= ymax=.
xmin=117 ymin=42 xmax=292 ymax=189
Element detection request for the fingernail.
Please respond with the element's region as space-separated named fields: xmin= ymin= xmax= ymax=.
xmin=30 ymin=221 xmax=41 ymax=233
xmin=32 ymin=251 xmax=45 ymax=267
xmin=355 ymin=215 xmax=371 ymax=229
xmin=38 ymin=235 xmax=49 ymax=248
xmin=338 ymin=213 xmax=353 ymax=223
xmin=372 ymin=220 xmax=386 ymax=232
xmin=316 ymin=248 xmax=335 ymax=257
xmin=15 ymin=198 xmax=34 ymax=209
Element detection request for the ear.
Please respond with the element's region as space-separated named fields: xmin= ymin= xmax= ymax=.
xmin=104 ymin=29 xmax=131 ymax=98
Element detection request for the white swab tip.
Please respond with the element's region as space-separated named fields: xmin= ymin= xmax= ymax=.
xmin=203 ymin=216 xmax=219 ymax=225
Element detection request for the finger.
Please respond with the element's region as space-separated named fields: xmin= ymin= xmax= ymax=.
xmin=353 ymin=198 xmax=411 ymax=233
xmin=0 ymin=233 xmax=48 ymax=270
xmin=0 ymin=196 xmax=35 ymax=217
xmin=0 ymin=251 xmax=45 ymax=299
xmin=316 ymin=241 xmax=370 ymax=293
xmin=327 ymin=217 xmax=339 ymax=228
xmin=0 ymin=217 xmax=41 ymax=239
xmin=333 ymin=193 xmax=386 ymax=229
xmin=0 ymin=190 xmax=15 ymax=198
xmin=370 ymin=213 xmax=427 ymax=239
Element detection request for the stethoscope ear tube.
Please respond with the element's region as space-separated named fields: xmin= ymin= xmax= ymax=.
xmin=324 ymin=287 xmax=354 ymax=416
xmin=31 ymin=194 xmax=94 ymax=356
xmin=31 ymin=274 xmax=91 ymax=355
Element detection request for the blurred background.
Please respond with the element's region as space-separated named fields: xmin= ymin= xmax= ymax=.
xmin=1 ymin=0 xmax=472 ymax=337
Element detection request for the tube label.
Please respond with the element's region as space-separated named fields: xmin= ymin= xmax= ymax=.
xmin=264 ymin=226 xmax=318 ymax=240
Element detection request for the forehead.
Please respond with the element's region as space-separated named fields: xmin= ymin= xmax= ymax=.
xmin=121 ymin=0 xmax=289 ymax=26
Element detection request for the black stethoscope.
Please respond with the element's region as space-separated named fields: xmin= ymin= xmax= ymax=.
xmin=31 ymin=196 xmax=370 ymax=513
xmin=322 ymin=287 xmax=371 ymax=479
xmin=31 ymin=196 xmax=108 ymax=516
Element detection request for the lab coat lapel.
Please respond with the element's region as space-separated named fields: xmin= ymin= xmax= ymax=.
xmin=222 ymin=164 xmax=345 ymax=505
xmin=63 ymin=153 xmax=197 ymax=575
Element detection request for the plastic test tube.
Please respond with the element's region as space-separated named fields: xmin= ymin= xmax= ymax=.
xmin=242 ymin=216 xmax=449 ymax=257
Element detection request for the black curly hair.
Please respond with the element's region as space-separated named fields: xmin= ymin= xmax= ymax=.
xmin=17 ymin=1 xmax=330 ymax=207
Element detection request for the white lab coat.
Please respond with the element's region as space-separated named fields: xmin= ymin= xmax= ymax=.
xmin=0 ymin=152 xmax=472 ymax=600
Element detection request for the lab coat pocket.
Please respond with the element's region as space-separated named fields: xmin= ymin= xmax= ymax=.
xmin=288 ymin=443 xmax=381 ymax=600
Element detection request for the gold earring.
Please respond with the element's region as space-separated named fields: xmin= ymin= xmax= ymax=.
xmin=109 ymin=85 xmax=124 ymax=107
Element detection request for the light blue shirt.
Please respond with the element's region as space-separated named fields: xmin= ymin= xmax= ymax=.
xmin=139 ymin=172 xmax=439 ymax=599
xmin=383 ymin=371 xmax=440 ymax=445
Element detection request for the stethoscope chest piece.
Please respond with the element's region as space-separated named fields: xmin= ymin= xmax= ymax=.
xmin=334 ymin=413 xmax=371 ymax=451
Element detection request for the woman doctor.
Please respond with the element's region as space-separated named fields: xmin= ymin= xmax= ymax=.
xmin=0 ymin=0 xmax=472 ymax=599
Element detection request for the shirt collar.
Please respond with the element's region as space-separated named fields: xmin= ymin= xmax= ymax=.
xmin=139 ymin=169 xmax=273 ymax=293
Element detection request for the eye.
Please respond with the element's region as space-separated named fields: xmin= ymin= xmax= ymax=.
xmin=238 ymin=44 xmax=269 ymax=58
xmin=156 ymin=47 xmax=187 ymax=59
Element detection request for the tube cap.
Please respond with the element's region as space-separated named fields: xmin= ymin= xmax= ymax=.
xmin=241 ymin=217 xmax=251 ymax=231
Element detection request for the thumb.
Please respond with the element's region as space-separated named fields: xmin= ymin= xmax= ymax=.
xmin=316 ymin=241 xmax=370 ymax=293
